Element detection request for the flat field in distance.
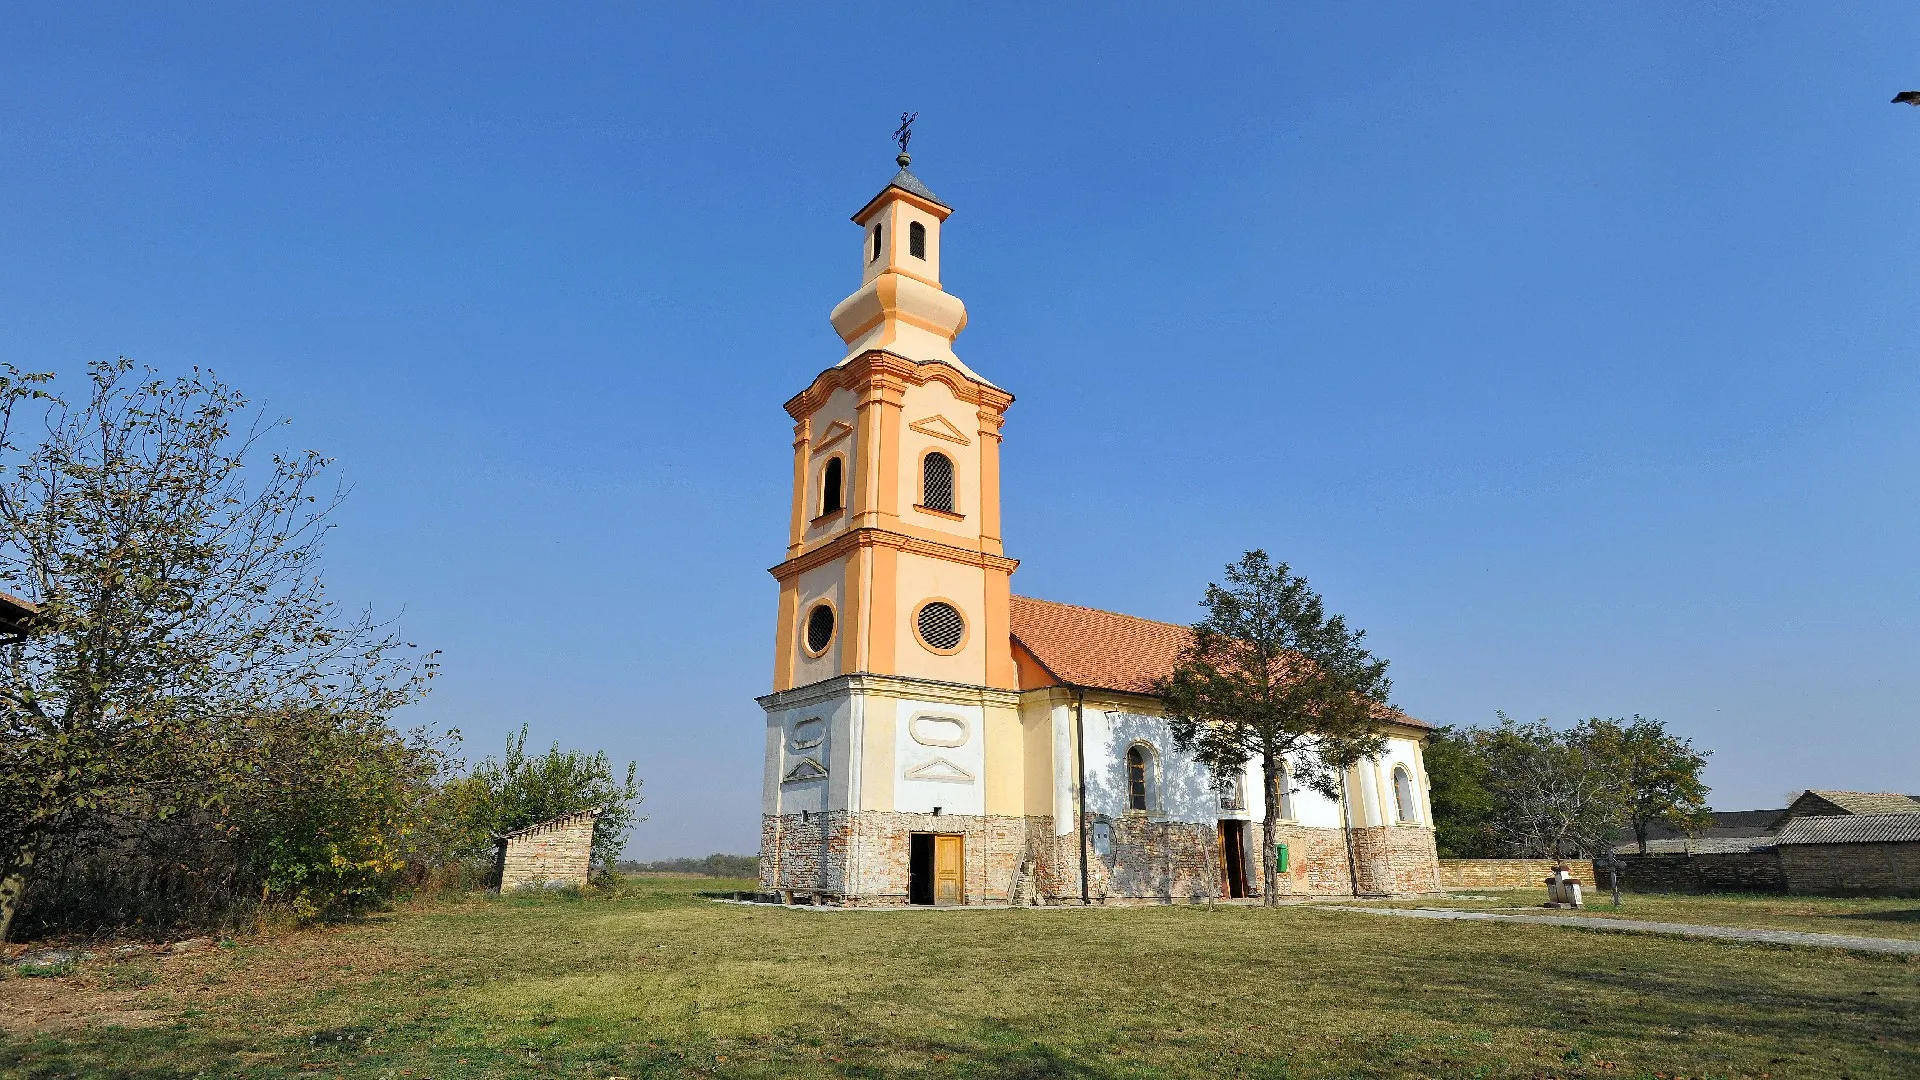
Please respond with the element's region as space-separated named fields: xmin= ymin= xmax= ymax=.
xmin=2 ymin=876 xmax=1915 ymax=1079
xmin=1371 ymin=889 xmax=1920 ymax=941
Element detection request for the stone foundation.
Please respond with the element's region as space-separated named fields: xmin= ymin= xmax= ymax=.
xmin=760 ymin=813 xmax=1440 ymax=904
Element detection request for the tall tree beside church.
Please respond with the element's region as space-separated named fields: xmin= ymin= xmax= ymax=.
xmin=0 ymin=359 xmax=432 ymax=942
xmin=1157 ymin=551 xmax=1391 ymax=906
xmin=1583 ymin=716 xmax=1711 ymax=854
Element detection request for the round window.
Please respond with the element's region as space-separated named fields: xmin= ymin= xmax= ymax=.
xmin=804 ymin=603 xmax=835 ymax=654
xmin=916 ymin=601 xmax=966 ymax=651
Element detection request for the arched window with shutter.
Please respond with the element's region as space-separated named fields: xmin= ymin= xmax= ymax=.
xmin=909 ymin=221 xmax=926 ymax=259
xmin=871 ymin=224 xmax=882 ymax=262
xmin=921 ymin=452 xmax=955 ymax=513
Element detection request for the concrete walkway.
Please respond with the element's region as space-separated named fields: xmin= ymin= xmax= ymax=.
xmin=1315 ymin=904 xmax=1920 ymax=956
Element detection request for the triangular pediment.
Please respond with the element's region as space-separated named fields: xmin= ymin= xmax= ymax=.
xmin=908 ymin=414 xmax=970 ymax=446
xmin=813 ymin=420 xmax=854 ymax=454
xmin=782 ymin=756 xmax=827 ymax=783
xmin=904 ymin=757 xmax=975 ymax=784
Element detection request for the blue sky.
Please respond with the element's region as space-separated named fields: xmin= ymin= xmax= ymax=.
xmin=4 ymin=4 xmax=1916 ymax=857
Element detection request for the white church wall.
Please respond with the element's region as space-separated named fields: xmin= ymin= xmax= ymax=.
xmin=1049 ymin=702 xmax=1076 ymax=836
xmin=1079 ymin=709 xmax=1221 ymax=823
xmin=763 ymin=693 xmax=854 ymax=817
xmin=891 ymin=697 xmax=986 ymax=815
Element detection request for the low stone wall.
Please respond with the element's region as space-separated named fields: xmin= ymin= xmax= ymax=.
xmin=1614 ymin=851 xmax=1786 ymax=894
xmin=1778 ymin=843 xmax=1920 ymax=898
xmin=1438 ymin=859 xmax=1597 ymax=890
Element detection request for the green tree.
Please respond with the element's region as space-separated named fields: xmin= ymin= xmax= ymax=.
xmin=1422 ymin=725 xmax=1497 ymax=858
xmin=0 ymin=360 xmax=433 ymax=942
xmin=233 ymin=707 xmax=452 ymax=919
xmin=448 ymin=725 xmax=644 ymax=875
xmin=1157 ymin=551 xmax=1392 ymax=905
xmin=1584 ymin=715 xmax=1711 ymax=854
xmin=1476 ymin=714 xmax=1624 ymax=858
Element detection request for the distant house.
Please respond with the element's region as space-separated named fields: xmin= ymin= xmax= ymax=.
xmin=1773 ymin=813 xmax=1920 ymax=897
xmin=1612 ymin=809 xmax=1784 ymax=855
xmin=494 ymin=809 xmax=600 ymax=892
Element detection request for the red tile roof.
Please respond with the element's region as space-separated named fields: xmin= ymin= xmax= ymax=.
xmin=1010 ymin=595 xmax=1193 ymax=696
xmin=1008 ymin=594 xmax=1430 ymax=729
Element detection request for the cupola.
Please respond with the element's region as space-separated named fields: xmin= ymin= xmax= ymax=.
xmin=828 ymin=151 xmax=985 ymax=383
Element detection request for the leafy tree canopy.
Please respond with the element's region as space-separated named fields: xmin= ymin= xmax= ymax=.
xmin=1157 ymin=550 xmax=1392 ymax=903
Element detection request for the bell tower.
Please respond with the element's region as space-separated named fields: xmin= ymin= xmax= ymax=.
xmin=758 ymin=139 xmax=1027 ymax=905
xmin=769 ymin=149 xmax=1016 ymax=694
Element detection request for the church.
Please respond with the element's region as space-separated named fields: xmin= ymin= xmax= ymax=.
xmin=757 ymin=147 xmax=1441 ymax=905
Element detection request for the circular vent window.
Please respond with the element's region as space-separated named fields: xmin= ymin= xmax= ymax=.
xmin=804 ymin=603 xmax=836 ymax=654
xmin=916 ymin=601 xmax=966 ymax=652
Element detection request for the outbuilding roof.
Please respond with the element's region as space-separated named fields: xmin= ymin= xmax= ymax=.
xmin=1788 ymin=790 xmax=1920 ymax=817
xmin=1007 ymin=595 xmax=1430 ymax=729
xmin=496 ymin=808 xmax=602 ymax=842
xmin=1774 ymin=812 xmax=1920 ymax=846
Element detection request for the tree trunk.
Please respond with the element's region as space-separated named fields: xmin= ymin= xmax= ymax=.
xmin=0 ymin=846 xmax=37 ymax=945
xmin=1260 ymin=748 xmax=1280 ymax=907
xmin=1635 ymin=819 xmax=1648 ymax=855
xmin=1338 ymin=771 xmax=1360 ymax=898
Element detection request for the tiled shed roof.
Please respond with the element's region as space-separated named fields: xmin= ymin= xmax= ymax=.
xmin=1007 ymin=595 xmax=1430 ymax=729
xmin=497 ymin=808 xmax=601 ymax=841
xmin=1795 ymin=790 xmax=1920 ymax=817
xmin=1775 ymin=813 xmax=1920 ymax=846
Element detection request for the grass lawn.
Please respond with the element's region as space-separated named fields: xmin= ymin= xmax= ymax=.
xmin=0 ymin=875 xmax=1914 ymax=1079
xmin=1372 ymin=890 xmax=1920 ymax=942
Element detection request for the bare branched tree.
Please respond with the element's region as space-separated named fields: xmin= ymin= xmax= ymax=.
xmin=0 ymin=359 xmax=434 ymax=941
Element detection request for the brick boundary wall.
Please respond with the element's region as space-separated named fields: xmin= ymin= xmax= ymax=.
xmin=1437 ymin=859 xmax=1598 ymax=890
xmin=1777 ymin=843 xmax=1920 ymax=897
xmin=1612 ymin=851 xmax=1786 ymax=894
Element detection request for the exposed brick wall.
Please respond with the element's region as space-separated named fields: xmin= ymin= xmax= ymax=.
xmin=1438 ymin=859 xmax=1598 ymax=890
xmin=1778 ymin=843 xmax=1920 ymax=897
xmin=760 ymin=812 xmax=1440 ymax=904
xmin=1613 ymin=851 xmax=1786 ymax=894
xmin=498 ymin=812 xmax=596 ymax=891
xmin=1349 ymin=826 xmax=1444 ymax=895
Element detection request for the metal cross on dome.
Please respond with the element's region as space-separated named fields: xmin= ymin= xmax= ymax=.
xmin=893 ymin=111 xmax=919 ymax=156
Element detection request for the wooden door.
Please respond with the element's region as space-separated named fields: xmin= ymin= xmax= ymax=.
xmin=933 ymin=834 xmax=964 ymax=905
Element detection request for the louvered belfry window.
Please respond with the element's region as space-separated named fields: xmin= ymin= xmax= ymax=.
xmin=921 ymin=452 xmax=954 ymax=512
xmin=916 ymin=601 xmax=965 ymax=651
xmin=805 ymin=603 xmax=835 ymax=654
xmin=909 ymin=221 xmax=926 ymax=259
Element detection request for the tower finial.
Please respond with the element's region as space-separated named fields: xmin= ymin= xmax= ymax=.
xmin=893 ymin=110 xmax=918 ymax=167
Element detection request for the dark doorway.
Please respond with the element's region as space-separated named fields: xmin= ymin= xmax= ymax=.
xmin=1219 ymin=820 xmax=1249 ymax=899
xmin=908 ymin=832 xmax=935 ymax=905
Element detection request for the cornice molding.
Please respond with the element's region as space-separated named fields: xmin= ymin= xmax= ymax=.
xmin=758 ymin=671 xmax=1024 ymax=711
xmin=770 ymin=526 xmax=1019 ymax=581
xmin=785 ymin=351 xmax=1014 ymax=422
